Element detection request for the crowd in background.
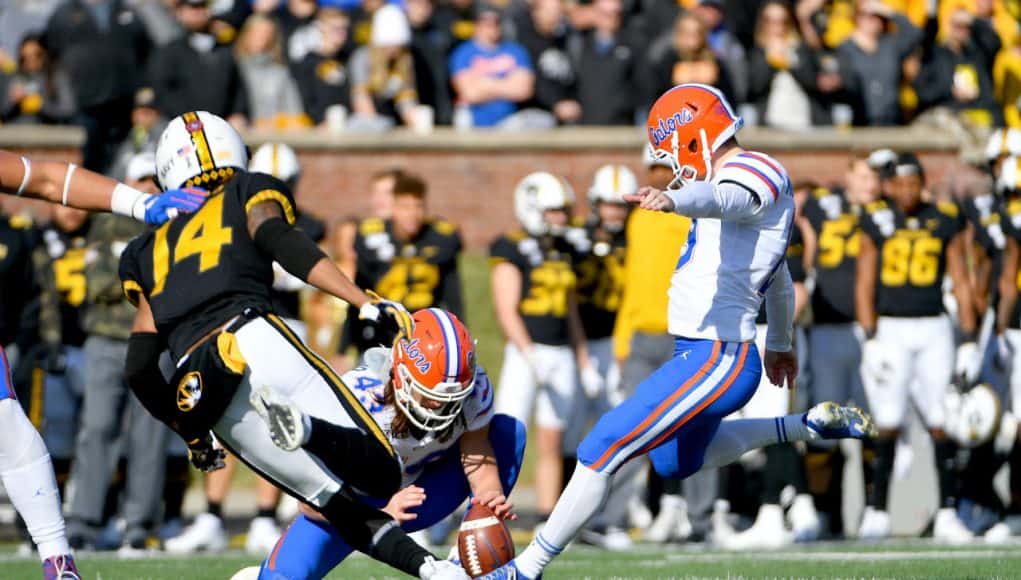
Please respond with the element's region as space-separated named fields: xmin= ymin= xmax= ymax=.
xmin=0 ymin=0 xmax=1018 ymax=162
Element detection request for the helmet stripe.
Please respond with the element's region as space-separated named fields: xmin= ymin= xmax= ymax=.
xmin=182 ymin=112 xmax=215 ymax=172
xmin=427 ymin=308 xmax=460 ymax=380
xmin=677 ymin=83 xmax=738 ymax=122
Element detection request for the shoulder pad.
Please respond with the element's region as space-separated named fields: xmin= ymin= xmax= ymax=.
xmin=360 ymin=218 xmax=386 ymax=236
xmin=1008 ymin=199 xmax=1021 ymax=217
xmin=937 ymin=201 xmax=959 ymax=218
xmin=570 ymin=215 xmax=587 ymax=228
xmin=506 ymin=229 xmax=529 ymax=242
xmin=865 ymin=200 xmax=888 ymax=214
xmin=9 ymin=214 xmax=33 ymax=230
xmin=812 ymin=187 xmax=832 ymax=200
xmin=431 ymin=219 xmax=457 ymax=237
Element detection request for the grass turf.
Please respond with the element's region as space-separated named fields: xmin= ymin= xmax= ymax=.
xmin=5 ymin=542 xmax=1021 ymax=579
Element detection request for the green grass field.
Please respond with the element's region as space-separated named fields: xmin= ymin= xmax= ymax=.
xmin=5 ymin=542 xmax=1021 ymax=579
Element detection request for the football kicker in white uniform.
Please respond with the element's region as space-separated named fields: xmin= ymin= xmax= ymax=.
xmin=477 ymin=83 xmax=876 ymax=580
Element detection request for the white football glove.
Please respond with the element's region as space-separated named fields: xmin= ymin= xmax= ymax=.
xmin=419 ymin=557 xmax=470 ymax=580
xmin=955 ymin=341 xmax=981 ymax=385
xmin=579 ymin=363 xmax=605 ymax=399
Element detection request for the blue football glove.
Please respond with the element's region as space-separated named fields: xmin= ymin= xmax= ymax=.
xmin=143 ymin=187 xmax=208 ymax=225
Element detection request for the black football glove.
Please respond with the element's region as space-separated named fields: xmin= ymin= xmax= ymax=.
xmin=358 ymin=291 xmax=414 ymax=347
xmin=187 ymin=434 xmax=226 ymax=473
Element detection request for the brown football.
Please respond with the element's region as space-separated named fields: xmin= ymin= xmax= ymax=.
xmin=457 ymin=503 xmax=515 ymax=578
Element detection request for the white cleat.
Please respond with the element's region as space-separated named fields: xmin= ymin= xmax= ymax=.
xmin=250 ymin=387 xmax=308 ymax=451
xmin=717 ymin=504 xmax=792 ymax=550
xmin=985 ymin=515 xmax=1021 ymax=543
xmin=858 ymin=506 xmax=891 ymax=540
xmin=164 ymin=513 xmax=228 ymax=554
xmin=627 ymin=494 xmax=653 ymax=531
xmin=642 ymin=494 xmax=687 ymax=543
xmin=245 ymin=516 xmax=282 ymax=555
xmin=788 ymin=494 xmax=821 ymax=543
xmin=579 ymin=526 xmax=633 ymax=551
xmin=710 ymin=499 xmax=737 ymax=546
xmin=933 ymin=508 xmax=974 ymax=544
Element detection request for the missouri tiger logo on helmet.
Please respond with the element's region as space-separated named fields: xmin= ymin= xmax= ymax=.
xmin=391 ymin=308 xmax=477 ymax=432
xmin=647 ymin=83 xmax=743 ymax=188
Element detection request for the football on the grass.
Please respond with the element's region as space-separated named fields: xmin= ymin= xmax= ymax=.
xmin=457 ymin=503 xmax=515 ymax=577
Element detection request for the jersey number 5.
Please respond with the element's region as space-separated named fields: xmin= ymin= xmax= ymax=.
xmin=151 ymin=195 xmax=233 ymax=296
xmin=818 ymin=217 xmax=859 ymax=268
xmin=880 ymin=236 xmax=941 ymax=287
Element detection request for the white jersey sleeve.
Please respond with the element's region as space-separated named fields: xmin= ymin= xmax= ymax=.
xmin=463 ymin=366 xmax=495 ymax=432
xmin=665 ymin=150 xmax=796 ymax=344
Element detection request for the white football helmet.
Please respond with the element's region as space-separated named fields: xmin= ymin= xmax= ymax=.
xmin=589 ymin=164 xmax=637 ymax=205
xmin=155 ymin=111 xmax=248 ymax=191
xmin=985 ymin=128 xmax=1021 ymax=165
xmin=945 ymin=384 xmax=1002 ymax=448
xmin=249 ymin=142 xmax=300 ymax=184
xmin=997 ymin=156 xmax=1020 ymax=195
xmin=513 ymin=171 xmax=575 ymax=236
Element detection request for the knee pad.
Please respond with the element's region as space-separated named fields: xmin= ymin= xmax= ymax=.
xmin=0 ymin=398 xmax=48 ymax=471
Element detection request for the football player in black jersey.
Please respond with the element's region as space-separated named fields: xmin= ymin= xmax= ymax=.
xmin=344 ymin=172 xmax=464 ymax=356
xmin=118 ymin=111 xmax=466 ymax=580
xmin=801 ymin=154 xmax=881 ymax=538
xmin=566 ymin=164 xmax=634 ymax=550
xmin=491 ymin=171 xmax=595 ymax=530
xmin=990 ymin=154 xmax=1021 ymax=541
xmin=29 ymin=204 xmax=90 ymax=510
xmin=855 ymin=152 xmax=979 ymax=542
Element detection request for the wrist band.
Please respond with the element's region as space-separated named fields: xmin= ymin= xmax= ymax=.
xmin=15 ymin=157 xmax=31 ymax=197
xmin=61 ymin=163 xmax=76 ymax=206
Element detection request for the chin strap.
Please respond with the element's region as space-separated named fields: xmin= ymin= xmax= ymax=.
xmin=700 ymin=129 xmax=714 ymax=183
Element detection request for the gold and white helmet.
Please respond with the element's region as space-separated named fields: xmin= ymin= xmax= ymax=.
xmin=513 ymin=171 xmax=575 ymax=236
xmin=155 ymin=111 xmax=248 ymax=191
xmin=249 ymin=142 xmax=300 ymax=184
xmin=588 ymin=164 xmax=637 ymax=205
xmin=945 ymin=384 xmax=1002 ymax=448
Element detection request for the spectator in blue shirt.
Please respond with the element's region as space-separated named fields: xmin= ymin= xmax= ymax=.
xmin=448 ymin=3 xmax=535 ymax=128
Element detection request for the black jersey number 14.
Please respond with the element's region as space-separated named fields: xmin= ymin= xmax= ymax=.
xmin=151 ymin=195 xmax=233 ymax=296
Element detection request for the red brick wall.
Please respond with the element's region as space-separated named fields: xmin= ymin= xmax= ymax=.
xmin=3 ymin=145 xmax=979 ymax=249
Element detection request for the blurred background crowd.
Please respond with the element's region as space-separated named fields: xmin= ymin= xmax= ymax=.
xmin=0 ymin=0 xmax=1018 ymax=172
xmin=0 ymin=0 xmax=1021 ymax=566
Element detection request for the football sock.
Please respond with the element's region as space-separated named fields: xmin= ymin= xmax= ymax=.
xmin=871 ymin=437 xmax=896 ymax=511
xmin=163 ymin=455 xmax=190 ymax=522
xmin=805 ymin=445 xmax=844 ymax=535
xmin=304 ymin=417 xmax=402 ymax=498
xmin=207 ymin=501 xmax=223 ymax=519
xmin=701 ymin=415 xmax=811 ymax=470
xmin=933 ymin=436 xmax=959 ymax=508
xmin=0 ymin=400 xmax=68 ymax=561
xmin=763 ymin=446 xmax=799 ymax=504
xmin=257 ymin=507 xmax=276 ymax=520
xmin=516 ymin=462 xmax=611 ymax=578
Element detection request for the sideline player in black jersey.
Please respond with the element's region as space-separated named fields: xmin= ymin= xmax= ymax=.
xmin=801 ymin=155 xmax=880 ymax=538
xmin=989 ymin=154 xmax=1021 ymax=541
xmin=490 ymin=171 xmax=595 ymax=529
xmin=118 ymin=111 xmax=467 ymax=580
xmin=855 ymin=152 xmax=978 ymax=542
xmin=566 ymin=164 xmax=634 ymax=550
xmin=343 ymin=173 xmax=463 ymax=356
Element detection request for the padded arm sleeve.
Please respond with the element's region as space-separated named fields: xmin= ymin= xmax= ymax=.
xmin=663 ymin=180 xmax=763 ymax=221
xmin=125 ymin=332 xmax=182 ymax=434
xmin=764 ymin=261 xmax=795 ymax=352
xmin=253 ymin=217 xmax=328 ymax=281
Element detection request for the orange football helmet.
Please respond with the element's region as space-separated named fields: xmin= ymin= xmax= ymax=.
xmin=647 ymin=83 xmax=743 ymax=188
xmin=392 ymin=308 xmax=477 ymax=432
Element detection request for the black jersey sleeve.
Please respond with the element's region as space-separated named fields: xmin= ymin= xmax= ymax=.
xmin=859 ymin=202 xmax=886 ymax=246
xmin=489 ymin=235 xmax=522 ymax=268
xmin=787 ymin=226 xmax=807 ymax=284
xmin=937 ymin=200 xmax=967 ymax=237
xmin=119 ymin=236 xmax=148 ymax=307
xmin=240 ymin=172 xmax=299 ymax=226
